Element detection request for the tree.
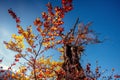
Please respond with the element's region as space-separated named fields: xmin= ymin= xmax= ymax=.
xmin=0 ymin=0 xmax=119 ymax=80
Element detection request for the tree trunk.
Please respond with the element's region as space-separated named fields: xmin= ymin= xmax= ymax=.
xmin=61 ymin=44 xmax=86 ymax=80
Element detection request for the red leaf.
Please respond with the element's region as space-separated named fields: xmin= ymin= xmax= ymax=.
xmin=15 ymin=58 xmax=19 ymax=62
xmin=8 ymin=9 xmax=17 ymax=19
xmin=114 ymin=75 xmax=120 ymax=78
xmin=16 ymin=17 xmax=20 ymax=23
xmin=0 ymin=59 xmax=2 ymax=62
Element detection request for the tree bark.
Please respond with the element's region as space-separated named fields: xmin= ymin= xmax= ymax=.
xmin=61 ymin=44 xmax=86 ymax=80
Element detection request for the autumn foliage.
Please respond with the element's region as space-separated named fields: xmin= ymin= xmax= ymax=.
xmin=0 ymin=0 xmax=119 ymax=80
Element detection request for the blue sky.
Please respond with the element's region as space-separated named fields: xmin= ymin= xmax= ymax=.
xmin=0 ymin=0 xmax=120 ymax=77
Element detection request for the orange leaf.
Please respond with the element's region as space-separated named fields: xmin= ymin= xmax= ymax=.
xmin=27 ymin=48 xmax=32 ymax=52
